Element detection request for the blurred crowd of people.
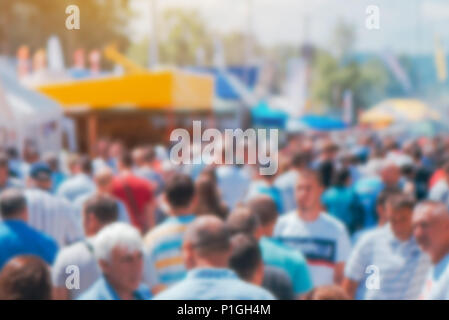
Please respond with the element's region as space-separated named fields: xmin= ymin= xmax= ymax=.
xmin=1 ymin=129 xmax=449 ymax=300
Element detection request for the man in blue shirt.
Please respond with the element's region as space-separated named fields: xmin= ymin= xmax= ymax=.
xmin=153 ymin=215 xmax=274 ymax=300
xmin=0 ymin=189 xmax=58 ymax=269
xmin=78 ymin=222 xmax=151 ymax=300
xmin=57 ymin=156 xmax=96 ymax=202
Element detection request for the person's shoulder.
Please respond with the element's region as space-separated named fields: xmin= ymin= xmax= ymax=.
xmin=354 ymin=226 xmax=384 ymax=248
xmin=143 ymin=220 xmax=182 ymax=248
xmin=318 ymin=213 xmax=350 ymax=235
xmin=277 ymin=211 xmax=297 ymax=223
xmin=152 ymin=281 xmax=188 ymax=300
xmin=235 ymin=279 xmax=276 ymax=300
xmin=55 ymin=241 xmax=89 ymax=262
xmin=77 ymin=278 xmax=104 ymax=300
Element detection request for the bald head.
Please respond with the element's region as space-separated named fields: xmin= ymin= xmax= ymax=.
xmin=183 ymin=215 xmax=232 ymax=269
xmin=94 ymin=167 xmax=114 ymax=192
xmin=413 ymin=201 xmax=449 ymax=264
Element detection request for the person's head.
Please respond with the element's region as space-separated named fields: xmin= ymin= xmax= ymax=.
xmin=412 ymin=201 xmax=449 ymax=264
xmin=96 ymin=139 xmax=110 ymax=159
xmin=229 ymin=234 xmax=264 ymax=286
xmin=386 ymin=193 xmax=415 ymax=241
xmin=42 ymin=152 xmax=59 ymax=172
xmin=29 ymin=162 xmax=53 ymax=191
xmin=0 ymin=189 xmax=28 ymax=221
xmin=380 ymin=160 xmax=401 ymax=187
xmin=82 ymin=194 xmax=119 ymax=236
xmin=375 ymin=190 xmax=393 ymax=226
xmin=331 ymin=167 xmax=351 ymax=188
xmin=290 ymin=152 xmax=309 ymax=171
xmin=226 ymin=206 xmax=260 ymax=237
xmin=78 ymin=156 xmax=92 ymax=176
xmin=0 ymin=153 xmax=9 ymax=185
xmin=0 ymin=256 xmax=52 ymax=300
xmin=109 ymin=141 xmax=125 ymax=159
xmin=94 ymin=223 xmax=144 ymax=295
xmin=142 ymin=146 xmax=156 ymax=165
xmin=67 ymin=154 xmax=80 ymax=175
xmin=165 ymin=173 xmax=196 ymax=214
xmin=195 ymin=173 xmax=228 ymax=219
xmin=23 ymin=144 xmax=40 ymax=164
xmin=295 ymin=170 xmax=324 ymax=218
xmin=131 ymin=147 xmax=145 ymax=168
xmin=248 ymin=195 xmax=278 ymax=238
xmin=303 ymin=285 xmax=350 ymax=300
xmin=117 ymin=152 xmax=133 ymax=171
xmin=93 ymin=166 xmax=114 ymax=193
xmin=183 ymin=215 xmax=232 ymax=269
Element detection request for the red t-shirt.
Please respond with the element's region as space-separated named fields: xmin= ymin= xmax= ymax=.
xmin=111 ymin=174 xmax=154 ymax=232
xmin=429 ymin=169 xmax=445 ymax=189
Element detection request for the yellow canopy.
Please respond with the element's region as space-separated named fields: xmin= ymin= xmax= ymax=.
xmin=360 ymin=99 xmax=440 ymax=128
xmin=36 ymin=70 xmax=214 ymax=111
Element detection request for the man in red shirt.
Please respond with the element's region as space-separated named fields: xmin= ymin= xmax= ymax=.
xmin=111 ymin=152 xmax=155 ymax=234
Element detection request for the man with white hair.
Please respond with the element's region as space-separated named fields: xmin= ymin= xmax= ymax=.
xmin=52 ymin=195 xmax=120 ymax=300
xmin=78 ymin=222 xmax=151 ymax=300
xmin=413 ymin=201 xmax=449 ymax=299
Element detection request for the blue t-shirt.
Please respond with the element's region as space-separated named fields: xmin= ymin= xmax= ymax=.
xmin=353 ymin=177 xmax=384 ymax=228
xmin=0 ymin=220 xmax=59 ymax=269
xmin=153 ymin=268 xmax=275 ymax=300
xmin=78 ymin=276 xmax=151 ymax=300
xmin=260 ymin=237 xmax=313 ymax=295
xmin=322 ymin=186 xmax=362 ymax=234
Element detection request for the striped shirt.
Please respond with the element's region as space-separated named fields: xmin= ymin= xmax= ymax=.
xmin=25 ymin=188 xmax=84 ymax=248
xmin=274 ymin=211 xmax=352 ymax=287
xmin=345 ymin=224 xmax=430 ymax=300
xmin=143 ymin=214 xmax=195 ymax=291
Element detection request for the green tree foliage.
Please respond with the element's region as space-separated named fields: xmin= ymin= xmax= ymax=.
xmin=158 ymin=8 xmax=213 ymax=66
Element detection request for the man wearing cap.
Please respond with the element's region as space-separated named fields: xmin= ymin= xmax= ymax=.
xmin=153 ymin=215 xmax=275 ymax=300
xmin=27 ymin=162 xmax=54 ymax=192
xmin=24 ymin=162 xmax=84 ymax=247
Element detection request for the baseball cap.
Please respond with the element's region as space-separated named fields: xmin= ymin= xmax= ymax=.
xmin=30 ymin=162 xmax=52 ymax=181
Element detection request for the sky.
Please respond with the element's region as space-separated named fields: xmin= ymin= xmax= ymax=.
xmin=129 ymin=0 xmax=449 ymax=55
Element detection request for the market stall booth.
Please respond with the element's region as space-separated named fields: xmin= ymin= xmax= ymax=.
xmin=360 ymin=99 xmax=441 ymax=129
xmin=0 ymin=60 xmax=63 ymax=155
xmin=36 ymin=70 xmax=214 ymax=154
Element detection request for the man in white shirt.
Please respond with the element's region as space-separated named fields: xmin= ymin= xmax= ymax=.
xmin=25 ymin=163 xmax=84 ymax=247
xmin=52 ymin=195 xmax=119 ymax=300
xmin=413 ymin=201 xmax=449 ymax=299
xmin=274 ymin=169 xmax=351 ymax=287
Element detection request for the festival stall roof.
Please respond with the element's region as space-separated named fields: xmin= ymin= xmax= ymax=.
xmin=0 ymin=59 xmax=63 ymax=153
xmin=187 ymin=66 xmax=259 ymax=100
xmin=360 ymin=99 xmax=441 ymax=128
xmin=36 ymin=70 xmax=214 ymax=111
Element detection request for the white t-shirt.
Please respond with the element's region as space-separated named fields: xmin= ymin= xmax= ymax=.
xmin=420 ymin=252 xmax=449 ymax=300
xmin=274 ymin=211 xmax=352 ymax=287
xmin=52 ymin=239 xmax=100 ymax=299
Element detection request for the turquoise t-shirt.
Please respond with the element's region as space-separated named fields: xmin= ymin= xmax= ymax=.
xmin=260 ymin=237 xmax=313 ymax=295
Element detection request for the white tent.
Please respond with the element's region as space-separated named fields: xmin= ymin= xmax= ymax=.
xmin=0 ymin=58 xmax=63 ymax=155
xmin=0 ymin=78 xmax=16 ymax=148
